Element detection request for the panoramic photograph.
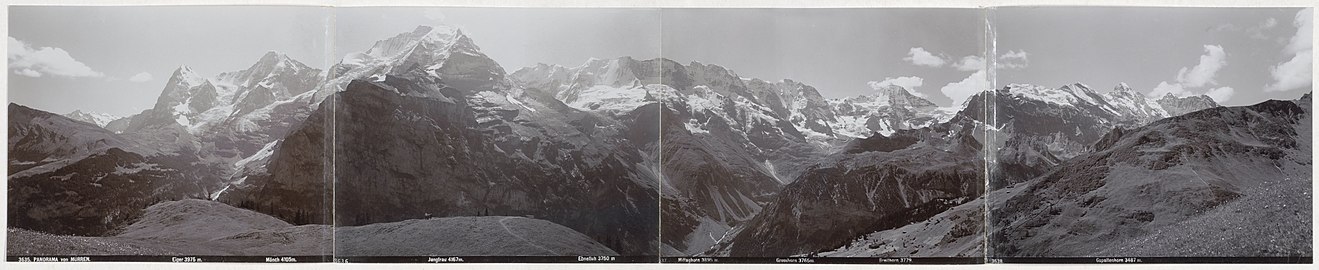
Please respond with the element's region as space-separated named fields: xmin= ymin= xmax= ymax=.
xmin=4 ymin=3 xmax=1314 ymax=266
xmin=986 ymin=7 xmax=1313 ymax=262
xmin=7 ymin=6 xmax=334 ymax=260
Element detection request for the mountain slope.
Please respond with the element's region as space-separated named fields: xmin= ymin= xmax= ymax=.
xmin=710 ymin=116 xmax=985 ymax=257
xmin=226 ymin=26 xmax=663 ymax=255
xmin=971 ymin=83 xmax=1220 ymax=188
xmin=7 ymin=104 xmax=189 ymax=237
xmin=336 ymin=216 xmax=617 ymax=256
xmin=8 ymin=199 xmax=331 ymax=256
xmin=989 ymin=96 xmax=1312 ymax=257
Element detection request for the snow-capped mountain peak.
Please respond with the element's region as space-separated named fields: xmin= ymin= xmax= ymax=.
xmin=363 ymin=25 xmax=462 ymax=60
xmin=320 ymin=24 xmax=508 ymax=102
xmin=1102 ymin=82 xmax=1169 ymax=124
xmin=62 ymin=109 xmax=121 ymax=128
xmin=217 ymin=51 xmax=312 ymax=90
xmin=1113 ymin=82 xmax=1134 ymax=93
xmin=1058 ymin=82 xmax=1105 ymax=105
xmin=170 ymin=65 xmax=208 ymax=88
xmin=1003 ymin=83 xmax=1082 ymax=106
xmin=871 ymin=85 xmax=937 ymax=108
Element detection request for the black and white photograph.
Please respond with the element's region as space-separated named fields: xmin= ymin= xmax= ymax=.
xmin=326 ymin=7 xmax=664 ymax=262
xmin=7 ymin=6 xmax=334 ymax=261
xmin=985 ymin=7 xmax=1313 ymax=263
xmin=3 ymin=1 xmax=1316 ymax=267
xmin=653 ymin=8 xmax=988 ymax=263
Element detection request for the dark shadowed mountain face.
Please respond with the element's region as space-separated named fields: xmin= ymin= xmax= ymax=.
xmin=325 ymin=66 xmax=660 ymax=256
xmin=990 ymin=97 xmax=1312 ymax=257
xmin=709 ymin=116 xmax=986 ymax=257
xmin=8 ymin=104 xmax=182 ymax=236
xmin=510 ymin=56 xmax=964 ymax=255
xmin=223 ymin=25 xmax=665 ymax=255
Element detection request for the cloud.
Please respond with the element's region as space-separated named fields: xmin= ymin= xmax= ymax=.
xmin=1174 ymin=45 xmax=1226 ymax=88
xmin=8 ymin=36 xmax=103 ymax=78
xmin=940 ymin=69 xmax=989 ymax=106
xmin=868 ymin=76 xmax=928 ymax=98
xmin=14 ymin=68 xmax=41 ymax=77
xmin=951 ymin=55 xmax=985 ymax=71
xmin=948 ymin=50 xmax=1028 ymax=71
xmin=1206 ymin=86 xmax=1235 ymax=103
xmin=1263 ymin=17 xmax=1279 ymax=29
xmin=904 ymin=47 xmax=946 ymax=67
xmin=1266 ymin=8 xmax=1313 ymax=92
xmin=128 ymin=72 xmax=153 ymax=82
xmin=997 ymin=50 xmax=1030 ymax=70
xmin=1149 ymin=81 xmax=1190 ymax=98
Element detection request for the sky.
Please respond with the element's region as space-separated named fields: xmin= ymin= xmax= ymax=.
xmin=7 ymin=7 xmax=1314 ymax=116
xmin=8 ymin=6 xmax=330 ymax=116
xmin=996 ymin=7 xmax=1313 ymax=106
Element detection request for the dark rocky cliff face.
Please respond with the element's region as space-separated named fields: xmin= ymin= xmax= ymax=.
xmin=716 ymin=117 xmax=985 ymax=256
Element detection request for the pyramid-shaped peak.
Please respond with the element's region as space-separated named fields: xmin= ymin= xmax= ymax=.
xmin=171 ymin=65 xmax=205 ymax=85
xmin=412 ymin=25 xmax=434 ymax=34
xmin=1061 ymin=82 xmax=1092 ymax=91
xmin=361 ymin=25 xmax=466 ymax=60
xmin=1113 ymin=82 xmax=1133 ymax=93
xmin=258 ymin=50 xmax=289 ymax=61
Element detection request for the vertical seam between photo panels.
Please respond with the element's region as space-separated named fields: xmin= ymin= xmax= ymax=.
xmin=326 ymin=3 xmax=337 ymax=262
xmin=982 ymin=5 xmax=996 ymax=263
xmin=656 ymin=7 xmax=665 ymax=261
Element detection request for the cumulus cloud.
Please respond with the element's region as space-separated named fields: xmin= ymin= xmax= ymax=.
xmin=1206 ymin=86 xmax=1235 ymax=103
xmin=868 ymin=76 xmax=928 ymax=98
xmin=1149 ymin=81 xmax=1190 ymax=98
xmin=128 ymin=72 xmax=153 ymax=82
xmin=940 ymin=69 xmax=989 ymax=107
xmin=947 ymin=51 xmax=1028 ymax=71
xmin=952 ymin=55 xmax=985 ymax=71
xmin=997 ymin=50 xmax=1030 ymax=70
xmin=8 ymin=36 xmax=103 ymax=78
xmin=904 ymin=47 xmax=947 ymax=67
xmin=1266 ymin=8 xmax=1313 ymax=92
xmin=1150 ymin=44 xmax=1238 ymax=100
xmin=1174 ymin=45 xmax=1227 ymax=88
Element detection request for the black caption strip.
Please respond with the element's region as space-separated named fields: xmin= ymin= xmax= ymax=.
xmin=334 ymin=256 xmax=657 ymax=263
xmin=7 ymin=256 xmax=331 ymax=263
xmin=991 ymin=257 xmax=1313 ymax=264
xmin=660 ymin=257 xmax=984 ymax=264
